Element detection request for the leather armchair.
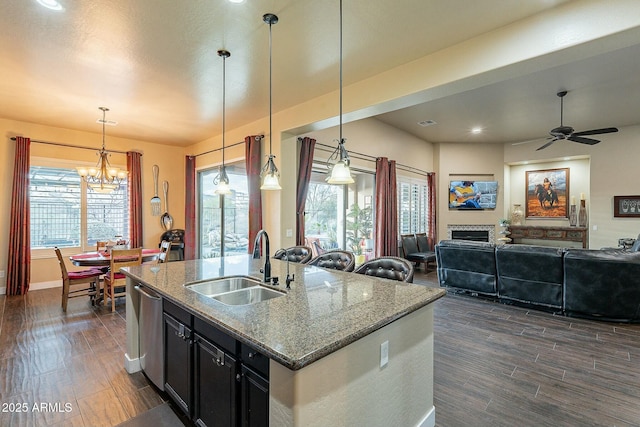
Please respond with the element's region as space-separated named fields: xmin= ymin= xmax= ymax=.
xmin=273 ymin=246 xmax=312 ymax=263
xmin=307 ymin=250 xmax=355 ymax=272
xmin=354 ymin=256 xmax=414 ymax=283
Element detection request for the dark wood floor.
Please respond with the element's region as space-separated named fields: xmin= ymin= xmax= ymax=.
xmin=2 ymin=271 xmax=640 ymax=426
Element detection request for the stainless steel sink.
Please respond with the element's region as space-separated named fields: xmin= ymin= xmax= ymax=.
xmin=185 ymin=276 xmax=262 ymax=297
xmin=185 ymin=276 xmax=285 ymax=305
xmin=212 ymin=286 xmax=285 ymax=306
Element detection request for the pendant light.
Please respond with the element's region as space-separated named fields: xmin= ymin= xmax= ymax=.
xmin=326 ymin=0 xmax=354 ymax=185
xmin=213 ymin=49 xmax=232 ymax=195
xmin=76 ymin=107 xmax=128 ymax=193
xmin=260 ymin=13 xmax=282 ymax=191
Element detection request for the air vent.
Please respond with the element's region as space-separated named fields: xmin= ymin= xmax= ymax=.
xmin=97 ymin=119 xmax=118 ymax=126
xmin=417 ymin=119 xmax=437 ymax=127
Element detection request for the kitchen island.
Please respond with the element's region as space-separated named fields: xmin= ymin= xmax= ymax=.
xmin=123 ymin=254 xmax=445 ymax=427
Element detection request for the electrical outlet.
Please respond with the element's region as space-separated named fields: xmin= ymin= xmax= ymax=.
xmin=286 ymin=229 xmax=293 ymax=237
xmin=0 ymin=270 xmax=4 ymax=278
xmin=380 ymin=340 xmax=389 ymax=368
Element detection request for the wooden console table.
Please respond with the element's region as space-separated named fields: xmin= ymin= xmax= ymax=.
xmin=508 ymin=225 xmax=588 ymax=248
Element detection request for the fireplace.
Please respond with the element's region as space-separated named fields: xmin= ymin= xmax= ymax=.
xmin=447 ymin=224 xmax=495 ymax=244
xmin=451 ymin=230 xmax=489 ymax=242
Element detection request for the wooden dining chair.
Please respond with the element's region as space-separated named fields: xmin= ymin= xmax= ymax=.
xmin=54 ymin=247 xmax=103 ymax=312
xmin=158 ymin=240 xmax=171 ymax=263
xmin=96 ymin=241 xmax=108 ymax=252
xmin=103 ymin=248 xmax=142 ymax=312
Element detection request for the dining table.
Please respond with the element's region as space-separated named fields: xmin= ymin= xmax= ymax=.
xmin=69 ymin=248 xmax=161 ymax=306
xmin=69 ymin=248 xmax=161 ymax=267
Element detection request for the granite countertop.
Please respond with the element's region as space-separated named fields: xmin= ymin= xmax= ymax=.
xmin=123 ymin=254 xmax=445 ymax=370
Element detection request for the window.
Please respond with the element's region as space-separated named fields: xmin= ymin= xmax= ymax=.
xmin=398 ymin=177 xmax=430 ymax=235
xmin=198 ymin=163 xmax=249 ymax=258
xmin=304 ymin=166 xmax=374 ymax=262
xmin=29 ymin=164 xmax=129 ymax=253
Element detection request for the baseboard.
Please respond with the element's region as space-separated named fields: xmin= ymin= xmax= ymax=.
xmin=417 ymin=406 xmax=436 ymax=427
xmin=0 ymin=281 xmax=60 ymax=295
xmin=30 ymin=280 xmax=61 ymax=291
xmin=124 ymin=353 xmax=141 ymax=374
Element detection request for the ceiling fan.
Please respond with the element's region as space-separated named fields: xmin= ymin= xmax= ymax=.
xmin=535 ymin=90 xmax=618 ymax=151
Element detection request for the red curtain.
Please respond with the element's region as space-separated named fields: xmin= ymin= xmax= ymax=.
xmin=427 ymin=172 xmax=437 ymax=250
xmin=7 ymin=136 xmax=31 ymax=295
xmin=245 ymin=135 xmax=263 ymax=253
xmin=127 ymin=151 xmax=143 ymax=249
xmin=296 ymin=137 xmax=315 ymax=246
xmin=374 ymin=157 xmax=398 ymax=257
xmin=184 ymin=156 xmax=196 ymax=260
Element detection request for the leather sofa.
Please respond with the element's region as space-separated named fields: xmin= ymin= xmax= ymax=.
xmin=435 ymin=239 xmax=640 ymax=322
xmin=434 ymin=240 xmax=497 ymax=295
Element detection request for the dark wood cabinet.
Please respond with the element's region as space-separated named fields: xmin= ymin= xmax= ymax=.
xmin=508 ymin=225 xmax=588 ymax=248
xmin=240 ymin=364 xmax=269 ymax=427
xmin=163 ymin=301 xmax=269 ymax=427
xmin=163 ymin=311 xmax=193 ymax=417
xmin=194 ymin=333 xmax=238 ymax=427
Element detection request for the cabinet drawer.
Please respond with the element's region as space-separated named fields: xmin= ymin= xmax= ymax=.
xmin=194 ymin=316 xmax=238 ymax=354
xmin=240 ymin=342 xmax=269 ymax=378
xmin=163 ymin=299 xmax=192 ymax=326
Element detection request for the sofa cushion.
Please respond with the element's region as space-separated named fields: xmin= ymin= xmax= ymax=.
xmin=435 ymin=240 xmax=497 ymax=295
xmin=564 ymin=249 xmax=640 ymax=322
xmin=495 ymin=244 xmax=564 ymax=309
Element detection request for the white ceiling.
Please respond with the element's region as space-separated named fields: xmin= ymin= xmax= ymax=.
xmin=1 ymin=0 xmax=638 ymax=148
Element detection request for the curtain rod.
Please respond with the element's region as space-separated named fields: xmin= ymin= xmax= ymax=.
xmin=312 ymin=141 xmax=433 ymax=177
xmin=191 ymin=139 xmax=251 ymax=158
xmin=11 ymin=136 xmax=131 ymax=155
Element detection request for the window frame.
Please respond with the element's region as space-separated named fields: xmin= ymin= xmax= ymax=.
xmin=29 ymin=156 xmax=129 ymax=259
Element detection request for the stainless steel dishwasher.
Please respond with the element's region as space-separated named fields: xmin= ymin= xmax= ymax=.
xmin=136 ymin=284 xmax=164 ymax=390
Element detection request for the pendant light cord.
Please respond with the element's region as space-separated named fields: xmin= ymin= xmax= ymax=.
xmin=100 ymin=106 xmax=108 ymax=150
xmin=339 ymin=0 xmax=343 ymax=143
xmin=222 ymin=52 xmax=226 ymax=165
xmin=268 ymin=17 xmax=274 ymax=156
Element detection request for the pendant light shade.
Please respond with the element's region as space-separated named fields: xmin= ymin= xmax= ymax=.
xmin=260 ymin=13 xmax=282 ymax=191
xmin=214 ymin=49 xmax=232 ymax=195
xmin=326 ymin=0 xmax=354 ymax=185
xmin=76 ymin=107 xmax=128 ymax=193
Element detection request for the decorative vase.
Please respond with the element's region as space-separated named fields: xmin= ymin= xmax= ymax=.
xmin=578 ymin=199 xmax=587 ymax=227
xmin=511 ymin=204 xmax=524 ymax=226
xmin=569 ymin=204 xmax=577 ymax=227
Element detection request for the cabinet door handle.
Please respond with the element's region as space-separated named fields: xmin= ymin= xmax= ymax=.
xmin=248 ymin=351 xmax=256 ymax=359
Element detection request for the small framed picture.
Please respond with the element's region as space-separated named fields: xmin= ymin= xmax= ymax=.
xmin=614 ymin=195 xmax=640 ymax=217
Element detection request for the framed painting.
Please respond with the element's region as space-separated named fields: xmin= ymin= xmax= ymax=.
xmin=525 ymin=168 xmax=569 ymax=218
xmin=613 ymin=195 xmax=640 ymax=217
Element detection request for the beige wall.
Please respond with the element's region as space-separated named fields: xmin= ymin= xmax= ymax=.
xmin=436 ymin=143 xmax=505 ymax=243
xmin=505 ymin=124 xmax=640 ymax=248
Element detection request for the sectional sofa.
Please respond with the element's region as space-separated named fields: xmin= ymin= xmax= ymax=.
xmin=435 ymin=239 xmax=640 ymax=322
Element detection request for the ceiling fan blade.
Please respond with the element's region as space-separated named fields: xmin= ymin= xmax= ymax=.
xmin=568 ymin=135 xmax=600 ymax=145
xmin=536 ymin=138 xmax=558 ymax=151
xmin=572 ymin=127 xmax=618 ymax=136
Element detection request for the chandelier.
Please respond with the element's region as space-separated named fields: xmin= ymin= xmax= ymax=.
xmin=326 ymin=0 xmax=354 ymax=185
xmin=76 ymin=107 xmax=128 ymax=193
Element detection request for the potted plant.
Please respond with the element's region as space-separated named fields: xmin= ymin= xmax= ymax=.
xmin=346 ymin=203 xmax=372 ymax=264
xmin=498 ymin=218 xmax=511 ymax=227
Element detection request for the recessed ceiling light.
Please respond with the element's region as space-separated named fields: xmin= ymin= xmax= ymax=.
xmin=227 ymin=0 xmax=245 ymax=3
xmin=37 ymin=0 xmax=63 ymax=11
xmin=471 ymin=127 xmax=483 ymax=134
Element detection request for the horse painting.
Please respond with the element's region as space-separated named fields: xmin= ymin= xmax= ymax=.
xmin=534 ymin=184 xmax=559 ymax=209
